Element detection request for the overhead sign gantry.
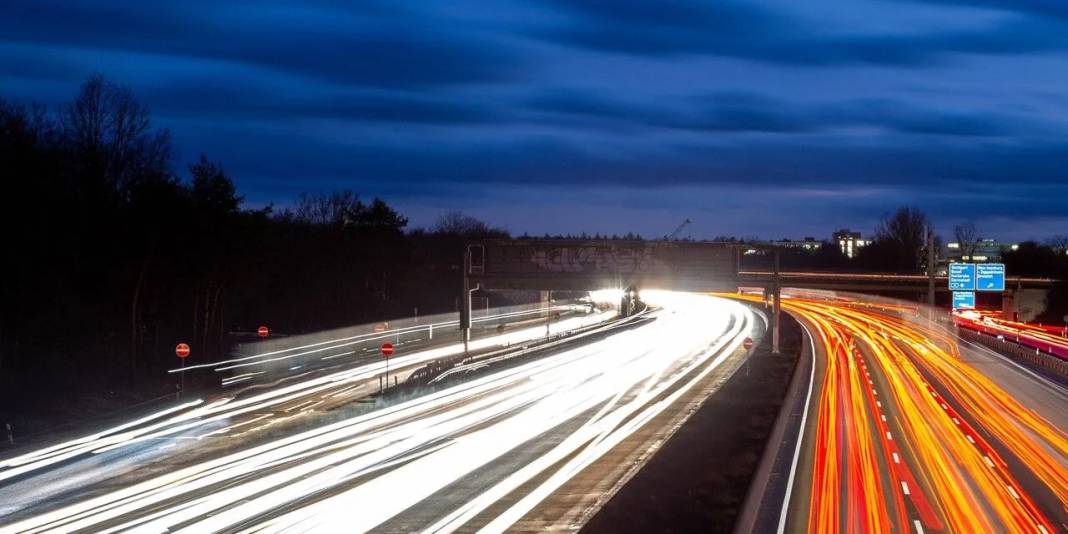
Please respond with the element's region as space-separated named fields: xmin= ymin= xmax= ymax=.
xmin=949 ymin=262 xmax=1006 ymax=310
xmin=459 ymin=239 xmax=744 ymax=351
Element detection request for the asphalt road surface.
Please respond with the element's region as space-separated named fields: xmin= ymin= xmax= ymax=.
xmin=0 ymin=292 xmax=759 ymax=533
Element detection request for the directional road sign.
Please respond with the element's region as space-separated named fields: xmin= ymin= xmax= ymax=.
xmin=976 ymin=263 xmax=1006 ymax=292
xmin=948 ymin=263 xmax=976 ymax=291
xmin=952 ymin=291 xmax=976 ymax=310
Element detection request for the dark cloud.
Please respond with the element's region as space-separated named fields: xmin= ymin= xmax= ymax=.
xmin=825 ymin=99 xmax=1013 ymax=137
xmin=900 ymin=0 xmax=1068 ymax=20
xmin=526 ymin=91 xmax=815 ymax=133
xmin=526 ymin=89 xmax=1023 ymax=137
xmin=535 ymin=0 xmax=1068 ymax=66
xmin=145 ymin=80 xmax=505 ymax=125
xmin=0 ymin=0 xmax=521 ymax=88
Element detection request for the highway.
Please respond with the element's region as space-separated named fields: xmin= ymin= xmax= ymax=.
xmin=762 ymin=293 xmax=1068 ymax=534
xmin=0 ymin=292 xmax=759 ymax=533
xmin=954 ymin=309 xmax=1068 ymax=361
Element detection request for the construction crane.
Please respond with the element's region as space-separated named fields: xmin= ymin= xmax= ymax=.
xmin=666 ymin=219 xmax=691 ymax=240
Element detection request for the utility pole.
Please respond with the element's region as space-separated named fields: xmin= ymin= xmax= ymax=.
xmin=772 ymin=248 xmax=781 ymax=354
xmin=545 ymin=290 xmax=552 ymax=337
xmin=927 ymin=226 xmax=936 ymax=309
xmin=461 ymin=248 xmax=472 ymax=355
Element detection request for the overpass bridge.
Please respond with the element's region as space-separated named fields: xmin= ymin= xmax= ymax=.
xmin=460 ymin=239 xmax=1057 ymax=352
xmin=739 ymin=270 xmax=1055 ymax=293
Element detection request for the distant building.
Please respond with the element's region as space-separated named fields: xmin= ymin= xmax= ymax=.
xmin=833 ymin=229 xmax=868 ymax=259
xmin=769 ymin=237 xmax=822 ymax=252
xmin=946 ymin=238 xmax=1018 ymax=263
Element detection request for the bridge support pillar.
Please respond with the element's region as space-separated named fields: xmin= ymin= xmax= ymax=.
xmin=1002 ymin=289 xmax=1017 ymax=321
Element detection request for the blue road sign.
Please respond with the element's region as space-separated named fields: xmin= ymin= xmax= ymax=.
xmin=976 ymin=263 xmax=1006 ymax=292
xmin=948 ymin=263 xmax=976 ymax=290
xmin=952 ymin=291 xmax=976 ymax=309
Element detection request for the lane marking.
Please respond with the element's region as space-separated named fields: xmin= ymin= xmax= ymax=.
xmin=886 ymin=431 xmax=893 ymax=440
xmin=984 ymin=456 xmax=994 ymax=468
xmin=881 ymin=414 xmax=887 ymax=422
xmin=777 ymin=321 xmax=817 ymax=534
xmin=966 ymin=435 xmax=975 ymax=444
xmin=901 ymin=481 xmax=911 ymax=495
xmin=892 ymin=452 xmax=900 ymax=464
xmin=914 ymin=520 xmax=925 ymax=534
xmin=1007 ymin=485 xmax=1020 ymax=499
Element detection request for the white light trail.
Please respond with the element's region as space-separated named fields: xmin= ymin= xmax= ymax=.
xmin=0 ymin=294 xmax=757 ymax=534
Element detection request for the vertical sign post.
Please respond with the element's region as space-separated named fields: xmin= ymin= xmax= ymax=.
xmin=175 ymin=343 xmax=191 ymax=399
xmin=381 ymin=342 xmax=394 ymax=391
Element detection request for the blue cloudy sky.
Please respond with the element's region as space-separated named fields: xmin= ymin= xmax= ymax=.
xmin=2 ymin=0 xmax=1067 ymax=240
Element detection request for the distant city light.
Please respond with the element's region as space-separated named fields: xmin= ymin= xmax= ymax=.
xmin=588 ymin=289 xmax=624 ymax=304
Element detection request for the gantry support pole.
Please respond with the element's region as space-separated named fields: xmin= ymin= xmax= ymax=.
xmin=927 ymin=227 xmax=937 ymax=309
xmin=773 ymin=248 xmax=781 ymax=354
xmin=461 ymin=248 xmax=472 ymax=355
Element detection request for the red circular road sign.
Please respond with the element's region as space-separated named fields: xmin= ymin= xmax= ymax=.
xmin=742 ymin=337 xmax=754 ymax=350
xmin=381 ymin=342 xmax=394 ymax=357
xmin=175 ymin=343 xmax=191 ymax=358
xmin=257 ymin=325 xmax=270 ymax=338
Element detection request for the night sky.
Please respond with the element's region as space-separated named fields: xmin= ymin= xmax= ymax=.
xmin=2 ymin=1 xmax=1066 ymax=241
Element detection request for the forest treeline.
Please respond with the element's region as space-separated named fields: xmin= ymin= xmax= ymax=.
xmin=0 ymin=76 xmax=511 ymax=412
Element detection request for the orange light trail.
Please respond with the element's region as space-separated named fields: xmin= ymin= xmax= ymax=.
xmin=725 ymin=293 xmax=1068 ymax=533
xmin=955 ymin=309 xmax=1068 ymax=360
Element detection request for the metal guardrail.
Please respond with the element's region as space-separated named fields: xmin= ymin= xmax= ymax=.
xmin=427 ymin=307 xmax=653 ymax=385
xmin=958 ymin=328 xmax=1068 ymax=378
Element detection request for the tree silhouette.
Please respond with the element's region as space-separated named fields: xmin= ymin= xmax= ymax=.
xmin=954 ymin=222 xmax=978 ymax=258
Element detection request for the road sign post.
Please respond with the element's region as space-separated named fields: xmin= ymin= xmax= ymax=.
xmin=381 ymin=342 xmax=394 ymax=391
xmin=175 ymin=343 xmax=190 ymax=399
